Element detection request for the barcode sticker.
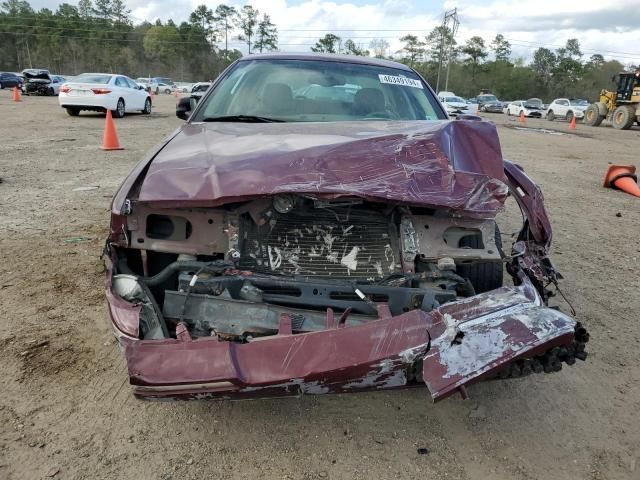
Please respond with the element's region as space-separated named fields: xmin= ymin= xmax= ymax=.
xmin=378 ymin=74 xmax=423 ymax=88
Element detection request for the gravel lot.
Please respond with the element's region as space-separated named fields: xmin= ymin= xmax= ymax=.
xmin=1 ymin=92 xmax=639 ymax=480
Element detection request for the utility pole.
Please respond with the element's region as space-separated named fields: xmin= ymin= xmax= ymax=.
xmin=435 ymin=8 xmax=459 ymax=93
xmin=444 ymin=9 xmax=459 ymax=92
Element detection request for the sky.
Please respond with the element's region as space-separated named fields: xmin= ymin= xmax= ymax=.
xmin=27 ymin=0 xmax=640 ymax=63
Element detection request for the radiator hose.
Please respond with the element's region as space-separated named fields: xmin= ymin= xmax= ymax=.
xmin=117 ymin=259 xmax=234 ymax=287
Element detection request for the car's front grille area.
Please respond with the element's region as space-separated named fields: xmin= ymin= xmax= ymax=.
xmin=238 ymin=209 xmax=400 ymax=280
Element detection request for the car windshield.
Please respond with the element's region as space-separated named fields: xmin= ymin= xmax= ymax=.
xmin=570 ymin=99 xmax=588 ymax=106
xmin=193 ymin=59 xmax=445 ymax=122
xmin=73 ymin=74 xmax=112 ymax=84
xmin=478 ymin=95 xmax=498 ymax=102
xmin=443 ymin=96 xmax=465 ymax=103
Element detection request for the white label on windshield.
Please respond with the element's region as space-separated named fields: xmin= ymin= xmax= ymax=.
xmin=378 ymin=74 xmax=423 ymax=88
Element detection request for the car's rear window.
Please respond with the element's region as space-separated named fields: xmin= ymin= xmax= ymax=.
xmin=73 ymin=74 xmax=112 ymax=84
xmin=194 ymin=59 xmax=445 ymax=122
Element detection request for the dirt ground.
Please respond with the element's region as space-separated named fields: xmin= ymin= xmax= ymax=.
xmin=0 ymin=92 xmax=639 ymax=480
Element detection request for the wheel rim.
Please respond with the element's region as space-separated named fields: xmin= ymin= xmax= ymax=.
xmin=145 ymin=99 xmax=151 ymax=113
xmin=118 ymin=101 xmax=124 ymax=116
xmin=615 ymin=111 xmax=624 ymax=124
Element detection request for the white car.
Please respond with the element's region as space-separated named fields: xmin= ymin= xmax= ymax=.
xmin=135 ymin=77 xmax=152 ymax=91
xmin=59 ymin=73 xmax=152 ymax=118
xmin=439 ymin=95 xmax=471 ymax=116
xmin=545 ymin=98 xmax=589 ymax=122
xmin=506 ymin=100 xmax=543 ymax=118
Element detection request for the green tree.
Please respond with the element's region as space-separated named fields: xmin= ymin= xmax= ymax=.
xmin=311 ymin=33 xmax=341 ymax=53
xmin=424 ymin=26 xmax=456 ymax=64
xmin=92 ymin=0 xmax=111 ymax=19
xmin=398 ymin=34 xmax=425 ymax=67
xmin=344 ymin=39 xmax=368 ymax=56
xmin=77 ymin=0 xmax=91 ymax=18
xmin=553 ymin=38 xmax=583 ymax=87
xmin=490 ymin=34 xmax=511 ymax=61
xmin=143 ymin=23 xmax=181 ymax=65
xmin=214 ymin=4 xmax=238 ymax=56
xmin=254 ymin=14 xmax=277 ymax=53
xmin=369 ymin=38 xmax=389 ymax=58
xmin=237 ymin=5 xmax=259 ymax=54
xmin=460 ymin=36 xmax=488 ymax=82
xmin=532 ymin=47 xmax=556 ymax=82
xmin=189 ymin=4 xmax=215 ymax=43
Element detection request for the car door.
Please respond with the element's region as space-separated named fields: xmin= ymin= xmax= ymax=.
xmin=125 ymin=77 xmax=145 ymax=109
xmin=556 ymin=99 xmax=568 ymax=117
xmin=114 ymin=76 xmax=134 ymax=111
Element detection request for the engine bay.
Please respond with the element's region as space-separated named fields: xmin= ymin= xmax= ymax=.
xmin=110 ymin=195 xmax=504 ymax=341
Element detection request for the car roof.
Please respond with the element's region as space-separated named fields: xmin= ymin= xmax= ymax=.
xmin=238 ymin=52 xmax=414 ymax=72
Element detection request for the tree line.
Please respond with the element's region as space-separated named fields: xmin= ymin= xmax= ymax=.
xmin=0 ymin=0 xmax=278 ymax=81
xmin=0 ymin=0 xmax=632 ymax=100
xmin=312 ymin=30 xmax=632 ymax=102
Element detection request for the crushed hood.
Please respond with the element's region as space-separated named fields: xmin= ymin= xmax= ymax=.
xmin=138 ymin=120 xmax=509 ymax=217
xmin=22 ymin=69 xmax=51 ymax=81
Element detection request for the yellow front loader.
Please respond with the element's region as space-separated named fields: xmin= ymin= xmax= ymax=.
xmin=584 ymin=71 xmax=640 ymax=130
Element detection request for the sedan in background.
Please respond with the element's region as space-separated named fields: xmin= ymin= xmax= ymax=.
xmin=438 ymin=94 xmax=470 ymax=116
xmin=506 ymin=100 xmax=543 ymax=118
xmin=59 ymin=73 xmax=152 ymax=117
xmin=476 ymin=94 xmax=503 ymax=113
xmin=546 ymin=98 xmax=589 ymax=122
xmin=48 ymin=75 xmax=67 ymax=95
xmin=0 ymin=72 xmax=23 ymax=89
xmin=189 ymin=82 xmax=211 ymax=108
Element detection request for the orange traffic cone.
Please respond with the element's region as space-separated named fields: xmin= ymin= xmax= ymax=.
xmin=12 ymin=86 xmax=21 ymax=102
xmin=569 ymin=115 xmax=577 ymax=130
xmin=101 ymin=110 xmax=123 ymax=151
xmin=173 ymin=89 xmax=178 ymax=98
xmin=603 ymin=164 xmax=640 ymax=197
xmin=518 ymin=111 xmax=525 ymax=123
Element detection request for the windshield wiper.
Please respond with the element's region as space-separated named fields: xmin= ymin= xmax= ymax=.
xmin=202 ymin=115 xmax=286 ymax=123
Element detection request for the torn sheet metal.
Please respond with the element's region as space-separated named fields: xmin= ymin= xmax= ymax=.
xmin=420 ymin=281 xmax=576 ymax=401
xmin=119 ymin=277 xmax=577 ymax=402
xmin=127 ymin=120 xmax=509 ymax=218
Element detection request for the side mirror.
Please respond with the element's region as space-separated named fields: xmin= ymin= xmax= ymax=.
xmin=176 ymin=96 xmax=192 ymax=120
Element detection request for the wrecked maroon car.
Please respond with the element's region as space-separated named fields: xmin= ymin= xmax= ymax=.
xmin=104 ymin=54 xmax=588 ymax=402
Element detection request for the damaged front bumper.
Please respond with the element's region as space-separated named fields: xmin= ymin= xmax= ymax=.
xmin=107 ymin=272 xmax=587 ymax=402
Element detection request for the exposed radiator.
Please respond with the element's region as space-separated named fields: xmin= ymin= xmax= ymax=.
xmin=238 ymin=208 xmax=401 ymax=280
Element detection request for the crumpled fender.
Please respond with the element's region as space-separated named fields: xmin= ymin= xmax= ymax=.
xmin=503 ymin=160 xmax=552 ymax=247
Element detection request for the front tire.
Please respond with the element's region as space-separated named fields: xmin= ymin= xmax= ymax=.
xmin=113 ymin=98 xmax=125 ymax=118
xmin=584 ymin=105 xmax=604 ymax=126
xmin=546 ymin=110 xmax=554 ymax=121
xmin=612 ymin=105 xmax=635 ymax=130
xmin=66 ymin=108 xmax=80 ymax=117
xmin=142 ymin=97 xmax=152 ymax=114
xmin=566 ymin=111 xmax=574 ymax=122
xmin=48 ymin=87 xmax=55 ymax=96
